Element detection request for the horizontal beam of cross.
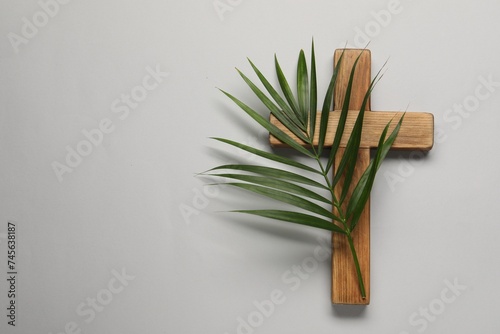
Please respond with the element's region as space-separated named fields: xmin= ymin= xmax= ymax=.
xmin=270 ymin=111 xmax=434 ymax=150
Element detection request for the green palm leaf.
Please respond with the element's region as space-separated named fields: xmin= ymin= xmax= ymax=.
xmin=297 ymin=50 xmax=309 ymax=124
xmin=234 ymin=210 xmax=346 ymax=234
xmin=317 ymin=49 xmax=344 ymax=155
xmin=226 ymin=183 xmax=339 ymax=221
xmin=207 ymin=164 xmax=328 ymax=189
xmin=347 ymin=113 xmax=405 ymax=230
xmin=219 ymin=89 xmax=314 ymax=158
xmin=330 ymin=51 xmax=368 ymax=193
xmin=210 ymin=173 xmax=331 ymax=204
xmin=275 ymin=55 xmax=302 ymax=125
xmin=325 ymin=50 xmax=363 ymax=174
xmin=211 ymin=137 xmax=320 ymax=174
xmin=235 ymin=69 xmax=309 ymax=143
xmin=247 ymin=58 xmax=305 ymax=131
xmin=309 ymin=40 xmax=317 ymax=139
xmin=332 ymin=59 xmax=387 ymax=206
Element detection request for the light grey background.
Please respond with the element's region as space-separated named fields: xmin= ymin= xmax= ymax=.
xmin=1 ymin=0 xmax=499 ymax=333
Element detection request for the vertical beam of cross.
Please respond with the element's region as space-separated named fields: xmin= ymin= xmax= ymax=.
xmin=332 ymin=49 xmax=372 ymax=305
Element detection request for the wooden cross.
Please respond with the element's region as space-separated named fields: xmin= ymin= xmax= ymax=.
xmin=269 ymin=49 xmax=434 ymax=304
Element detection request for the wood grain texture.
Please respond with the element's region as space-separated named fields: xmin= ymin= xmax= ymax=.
xmin=332 ymin=49 xmax=372 ymax=305
xmin=333 ymin=148 xmax=370 ymax=304
xmin=270 ymin=111 xmax=434 ymax=150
